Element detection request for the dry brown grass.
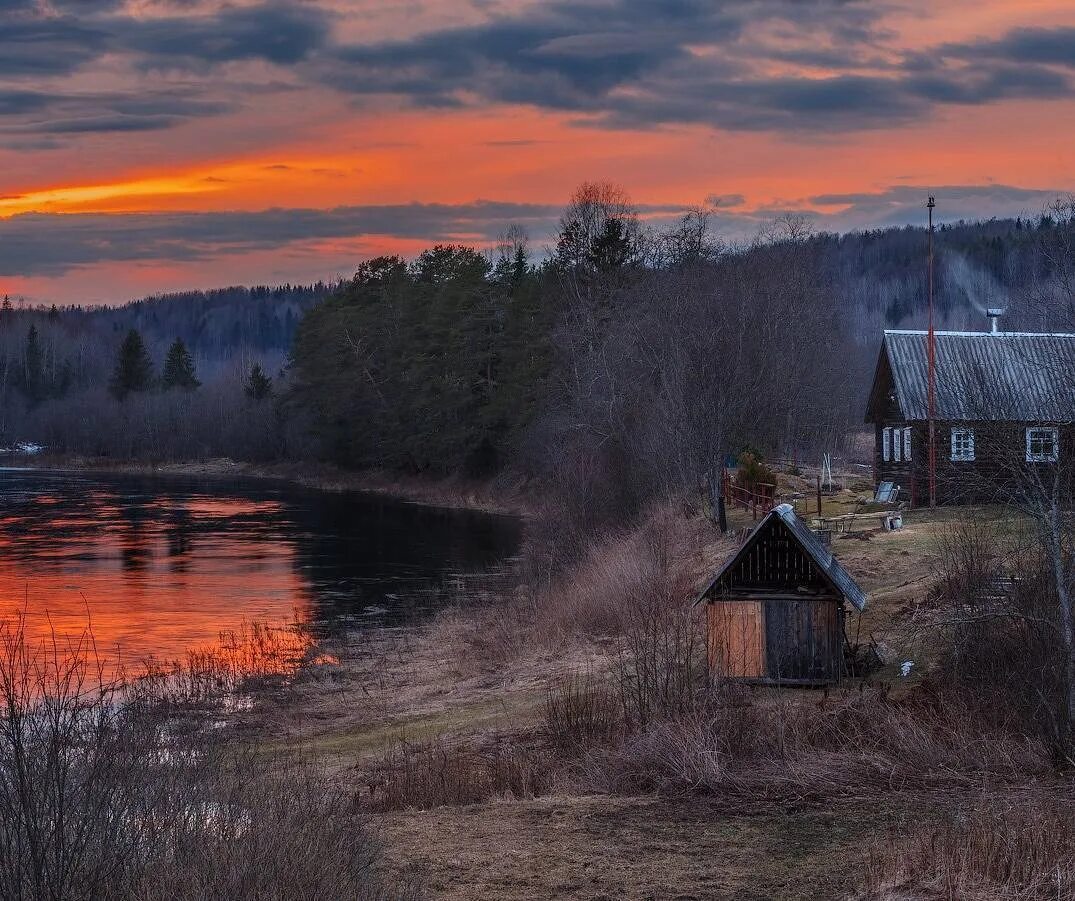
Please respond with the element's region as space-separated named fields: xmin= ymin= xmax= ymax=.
xmin=546 ymin=676 xmax=1049 ymax=806
xmin=125 ymin=617 xmax=314 ymax=710
xmin=529 ymin=506 xmax=713 ymax=641
xmin=861 ymin=797 xmax=1075 ymax=900
xmin=368 ymin=736 xmax=550 ymax=811
xmin=543 ymin=671 xmax=622 ymax=751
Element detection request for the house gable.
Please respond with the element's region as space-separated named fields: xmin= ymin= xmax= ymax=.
xmin=865 ymin=340 xmax=905 ymax=424
xmin=699 ymin=504 xmax=867 ymax=610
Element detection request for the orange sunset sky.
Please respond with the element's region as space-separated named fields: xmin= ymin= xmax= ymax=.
xmin=2 ymin=0 xmax=1075 ymax=304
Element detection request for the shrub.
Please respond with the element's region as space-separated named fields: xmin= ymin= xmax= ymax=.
xmin=735 ymin=451 xmax=777 ymax=490
xmin=0 ymin=615 xmax=411 ymax=901
xmin=544 ymin=671 xmax=622 ymax=750
xmin=369 ymin=737 xmax=548 ymax=810
xmin=932 ymin=523 xmax=1075 ymax=762
xmin=614 ymin=595 xmax=706 ymax=731
xmin=934 ymin=520 xmax=1003 ymax=602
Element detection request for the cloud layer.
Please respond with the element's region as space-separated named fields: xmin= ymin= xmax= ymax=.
xmin=4 ymin=0 xmax=1075 ymax=141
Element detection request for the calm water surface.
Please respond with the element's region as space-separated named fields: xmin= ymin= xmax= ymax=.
xmin=0 ymin=468 xmax=520 ymax=665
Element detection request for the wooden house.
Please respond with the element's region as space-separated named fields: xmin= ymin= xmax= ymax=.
xmin=866 ymin=315 xmax=1075 ymax=505
xmin=697 ymin=503 xmax=867 ymax=685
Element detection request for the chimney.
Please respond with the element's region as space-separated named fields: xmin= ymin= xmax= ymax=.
xmin=986 ymin=308 xmax=1004 ymax=334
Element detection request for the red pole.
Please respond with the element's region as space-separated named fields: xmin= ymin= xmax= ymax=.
xmin=927 ymin=196 xmax=937 ymax=509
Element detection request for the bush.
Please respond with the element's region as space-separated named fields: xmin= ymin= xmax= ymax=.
xmin=529 ymin=506 xmax=708 ymax=642
xmin=932 ymin=522 xmax=1074 ymax=762
xmin=934 ymin=520 xmax=1003 ymax=602
xmin=544 ymin=672 xmax=622 ymax=751
xmin=0 ymin=615 xmax=411 ymax=901
xmin=369 ymin=738 xmax=548 ymax=810
xmin=735 ymin=451 xmax=777 ymax=490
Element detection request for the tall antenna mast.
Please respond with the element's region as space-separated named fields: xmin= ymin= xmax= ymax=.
xmin=927 ymin=195 xmax=937 ymax=509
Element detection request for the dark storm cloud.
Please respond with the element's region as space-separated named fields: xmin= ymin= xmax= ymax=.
xmin=3 ymin=186 xmax=1062 ymax=279
xmin=0 ymin=201 xmax=571 ymax=276
xmin=116 ymin=2 xmax=332 ymax=67
xmin=0 ymin=16 xmax=110 ymax=76
xmin=3 ymin=0 xmax=1075 ymax=141
xmin=0 ymin=1 xmax=299 ymax=136
xmin=0 ymin=1 xmax=331 ymax=82
xmin=943 ymin=26 xmax=1075 ymax=67
xmin=318 ymin=0 xmax=1075 ymax=132
xmin=0 ymin=90 xmax=231 ymax=141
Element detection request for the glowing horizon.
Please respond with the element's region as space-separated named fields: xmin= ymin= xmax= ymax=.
xmin=2 ymin=0 xmax=1074 ymax=304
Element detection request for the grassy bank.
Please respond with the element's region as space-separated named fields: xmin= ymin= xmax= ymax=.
xmin=230 ymin=471 xmax=1075 ymax=900
xmin=13 ymin=457 xmax=1075 ymax=899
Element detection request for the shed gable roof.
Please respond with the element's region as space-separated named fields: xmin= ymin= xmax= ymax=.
xmin=698 ymin=504 xmax=867 ymax=611
xmin=877 ymin=330 xmax=1075 ymax=422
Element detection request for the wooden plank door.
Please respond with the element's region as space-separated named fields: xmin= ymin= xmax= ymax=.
xmin=707 ymin=600 xmax=765 ymax=678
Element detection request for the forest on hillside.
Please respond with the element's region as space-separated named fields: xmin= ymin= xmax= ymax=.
xmin=3 ymin=186 xmax=1075 ymax=531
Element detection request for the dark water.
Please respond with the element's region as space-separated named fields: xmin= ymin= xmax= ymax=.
xmin=0 ymin=468 xmax=520 ymax=665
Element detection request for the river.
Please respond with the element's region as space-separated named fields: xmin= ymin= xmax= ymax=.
xmin=0 ymin=468 xmax=520 ymax=668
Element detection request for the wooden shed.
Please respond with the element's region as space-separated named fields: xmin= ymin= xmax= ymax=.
xmin=697 ymin=503 xmax=867 ymax=686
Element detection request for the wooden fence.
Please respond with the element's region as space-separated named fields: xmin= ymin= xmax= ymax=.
xmin=721 ymin=471 xmax=777 ymax=520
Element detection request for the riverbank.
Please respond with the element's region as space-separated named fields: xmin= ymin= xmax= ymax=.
xmin=230 ymin=492 xmax=1075 ymax=900
xmin=22 ymin=454 xmax=532 ymax=517
xmin=18 ymin=456 xmax=1071 ymax=899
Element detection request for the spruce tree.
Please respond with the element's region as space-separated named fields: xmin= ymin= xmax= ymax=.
xmin=243 ymin=363 xmax=273 ymax=401
xmin=109 ymin=329 xmax=154 ymax=401
xmin=22 ymin=324 xmax=43 ymax=404
xmin=161 ymin=338 xmax=200 ymax=390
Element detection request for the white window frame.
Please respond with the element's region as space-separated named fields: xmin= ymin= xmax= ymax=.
xmin=882 ymin=427 xmax=891 ymax=462
xmin=903 ymin=427 xmax=912 ymax=462
xmin=950 ymin=428 xmax=975 ymax=462
xmin=1026 ymin=426 xmax=1059 ymax=463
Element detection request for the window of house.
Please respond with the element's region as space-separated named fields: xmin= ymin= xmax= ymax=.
xmin=903 ymin=427 xmax=912 ymax=462
xmin=1026 ymin=426 xmax=1059 ymax=463
xmin=882 ymin=427 xmax=891 ymax=462
xmin=951 ymin=428 xmax=975 ymax=462
xmin=892 ymin=427 xmax=902 ymax=462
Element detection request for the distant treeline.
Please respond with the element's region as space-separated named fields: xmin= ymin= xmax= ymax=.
xmin=3 ymin=187 xmax=1075 ymax=533
xmin=0 ymin=284 xmax=331 ymax=461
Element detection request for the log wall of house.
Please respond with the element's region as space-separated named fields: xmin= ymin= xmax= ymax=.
xmin=874 ymin=420 xmax=1075 ymax=505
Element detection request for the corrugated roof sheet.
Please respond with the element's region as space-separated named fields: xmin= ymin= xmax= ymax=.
xmin=884 ymin=330 xmax=1075 ymax=422
xmin=697 ymin=504 xmax=867 ymax=611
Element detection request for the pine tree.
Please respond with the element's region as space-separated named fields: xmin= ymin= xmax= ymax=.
xmin=109 ymin=329 xmax=154 ymax=401
xmin=21 ymin=324 xmax=43 ymax=404
xmin=243 ymin=363 xmax=273 ymax=401
xmin=161 ymin=338 xmax=200 ymax=391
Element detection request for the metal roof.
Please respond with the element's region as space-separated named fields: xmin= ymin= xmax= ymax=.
xmin=697 ymin=504 xmax=867 ymax=611
xmin=883 ymin=329 xmax=1075 ymax=422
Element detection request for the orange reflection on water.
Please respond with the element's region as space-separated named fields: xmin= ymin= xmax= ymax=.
xmin=0 ymin=493 xmax=313 ymax=675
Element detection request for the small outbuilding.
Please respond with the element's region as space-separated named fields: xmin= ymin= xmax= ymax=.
xmin=697 ymin=503 xmax=867 ymax=685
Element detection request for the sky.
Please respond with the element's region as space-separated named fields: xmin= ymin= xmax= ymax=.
xmin=2 ymin=0 xmax=1075 ymax=305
